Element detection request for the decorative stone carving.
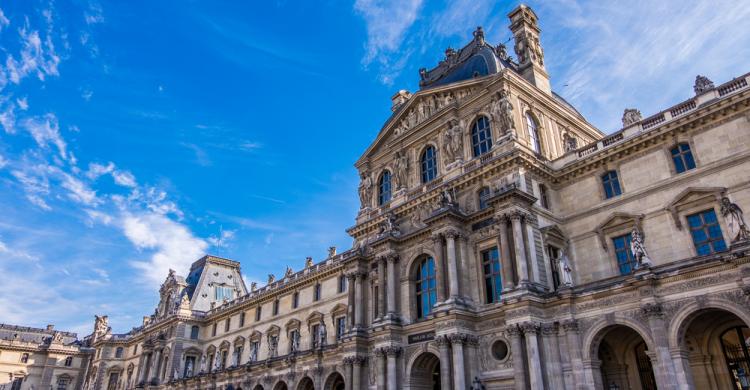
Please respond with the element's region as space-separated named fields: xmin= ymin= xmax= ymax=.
xmin=439 ymin=187 xmax=457 ymax=209
xmin=383 ymin=346 xmax=402 ymax=357
xmin=267 ymin=335 xmax=278 ymax=357
xmin=721 ymin=196 xmax=750 ymax=242
xmin=305 ymin=257 xmax=313 ymax=268
xmin=290 ymin=331 xmax=300 ymax=353
xmin=267 ymin=274 xmax=275 ymax=284
xmin=504 ymin=325 xmax=522 ymax=338
xmin=410 ymin=204 xmax=428 ymax=229
xmin=443 ymin=119 xmax=465 ymax=167
xmin=378 ymin=213 xmax=401 ymax=237
xmin=559 ymin=249 xmax=574 ymax=287
xmin=491 ymin=90 xmax=516 ymax=136
xmin=358 ymin=172 xmax=373 ymax=210
xmin=520 ymin=321 xmax=540 ymax=335
xmin=640 ymin=303 xmax=663 ymax=318
xmin=249 ymin=342 xmax=258 ymax=362
xmin=199 ymin=354 xmax=207 ymax=373
xmin=621 ymin=108 xmax=642 ymax=127
xmin=318 ymin=322 xmax=327 ymax=348
xmin=328 ymin=246 xmax=337 ymax=257
xmin=393 ymin=150 xmax=409 ymax=190
xmin=630 ymin=228 xmax=653 ymax=268
xmin=250 ymin=282 xmax=257 ymax=292
xmin=213 ymin=351 xmax=221 ymax=370
xmin=694 ymin=75 xmax=715 ymax=94
xmin=471 ymin=377 xmax=486 ymax=390
xmin=563 ymin=132 xmax=578 ymax=152
xmin=495 ymin=43 xmax=509 ymax=61
xmin=94 ymin=315 xmax=109 ymax=335
xmin=561 ymin=319 xmax=579 ymax=333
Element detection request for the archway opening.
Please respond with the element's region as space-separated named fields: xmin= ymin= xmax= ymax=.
xmin=252 ymin=385 xmax=264 ymax=390
xmin=323 ymin=372 xmax=344 ymax=390
xmin=595 ymin=325 xmax=655 ymax=390
xmin=410 ymin=352 xmax=441 ymax=390
xmin=297 ymin=377 xmax=314 ymax=390
xmin=679 ymin=308 xmax=750 ymax=389
xmin=273 ymin=382 xmax=288 ymax=390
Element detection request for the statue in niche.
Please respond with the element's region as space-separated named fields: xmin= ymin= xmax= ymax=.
xmin=379 ymin=213 xmax=401 ymax=236
xmin=318 ymin=322 xmax=327 ymax=347
xmin=249 ymin=342 xmax=258 ymax=362
xmin=199 ymin=354 xmax=207 ymax=373
xmin=213 ymin=352 xmax=221 ymax=371
xmin=392 ymin=150 xmax=409 ymax=190
xmin=563 ymin=132 xmax=578 ymax=152
xmin=185 ymin=359 xmax=193 ymax=377
xmin=417 ymin=100 xmax=426 ymax=122
xmin=358 ymin=172 xmax=373 ymax=209
xmin=630 ymin=228 xmax=653 ymax=268
xmin=491 ymin=90 xmax=516 ymax=136
xmin=694 ymin=75 xmax=715 ymax=95
xmin=407 ymin=109 xmax=417 ymax=128
xmin=268 ymin=335 xmax=278 ymax=357
xmin=173 ymin=368 xmax=179 ymax=380
xmin=410 ymin=204 xmax=428 ymax=229
xmin=439 ymin=187 xmax=457 ymax=208
xmin=721 ymin=196 xmax=750 ymax=242
xmin=443 ymin=119 xmax=464 ymax=166
xmin=290 ymin=331 xmax=300 ymax=353
xmin=559 ymin=249 xmax=573 ymax=287
xmin=621 ymin=108 xmax=642 ymax=127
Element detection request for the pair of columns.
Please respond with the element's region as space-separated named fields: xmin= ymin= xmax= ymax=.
xmin=431 ymin=229 xmax=466 ymax=303
xmin=343 ymin=355 xmax=369 ymax=390
xmin=375 ymin=254 xmax=399 ymax=321
xmin=497 ymin=210 xmax=532 ymax=289
xmin=346 ymin=271 xmax=367 ymax=330
xmin=373 ymin=346 xmax=401 ymax=390
xmin=506 ymin=321 xmax=554 ymax=390
xmin=435 ymin=334 xmax=477 ymax=390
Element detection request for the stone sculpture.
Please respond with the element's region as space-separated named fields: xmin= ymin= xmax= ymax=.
xmin=393 ymin=150 xmax=409 ymax=190
xmin=318 ymin=322 xmax=327 ymax=347
xmin=358 ymin=172 xmax=373 ymax=209
xmin=630 ymin=228 xmax=653 ymax=268
xmin=694 ymin=75 xmax=715 ymax=95
xmin=721 ymin=196 xmax=750 ymax=242
xmin=199 ymin=355 xmax=206 ymax=373
xmin=443 ymin=119 xmax=464 ymax=166
xmin=267 ymin=274 xmax=275 ymax=284
xmin=94 ymin=315 xmax=109 ymax=335
xmin=250 ymin=343 xmax=258 ymax=362
xmin=491 ymin=90 xmax=516 ymax=135
xmin=559 ymin=250 xmax=573 ymax=287
xmin=621 ymin=108 xmax=642 ymax=127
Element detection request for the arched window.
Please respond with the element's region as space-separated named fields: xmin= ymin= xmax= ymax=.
xmin=482 ymin=247 xmax=502 ymax=303
xmin=378 ymin=171 xmax=392 ymax=205
xmin=471 ymin=116 xmax=493 ymax=157
xmin=670 ymin=143 xmax=696 ymax=173
xmin=526 ymin=113 xmax=541 ymax=153
xmin=415 ymin=257 xmax=437 ymax=319
xmin=601 ymin=170 xmax=622 ymax=199
xmin=478 ymin=187 xmax=491 ymax=210
xmin=420 ymin=146 xmax=437 ymax=183
xmin=190 ymin=325 xmax=199 ymax=340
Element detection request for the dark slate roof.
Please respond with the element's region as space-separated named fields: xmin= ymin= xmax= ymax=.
xmin=418 ymin=26 xmax=517 ymax=90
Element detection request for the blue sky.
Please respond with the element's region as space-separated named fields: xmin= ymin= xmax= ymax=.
xmin=0 ymin=0 xmax=748 ymax=336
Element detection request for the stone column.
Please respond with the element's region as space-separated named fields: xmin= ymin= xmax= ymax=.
xmin=374 ymin=348 xmax=386 ymax=390
xmin=344 ymin=357 xmax=353 ymax=390
xmin=431 ymin=233 xmax=447 ymax=303
xmin=562 ymin=319 xmax=584 ymax=389
xmin=352 ymin=356 xmax=365 ymax=390
xmin=355 ymin=272 xmax=366 ymax=328
xmin=385 ymin=347 xmax=401 ymax=390
xmin=450 ymin=334 xmax=467 ymax=390
xmin=671 ymin=348 xmax=695 ymax=389
xmin=378 ymin=256 xmax=387 ymax=320
xmin=436 ymin=336 xmax=453 ymax=390
xmin=445 ymin=229 xmax=461 ymax=301
xmin=136 ymin=352 xmax=147 ymax=384
xmin=510 ymin=212 xmax=529 ymax=285
xmin=466 ymin=335 xmax=481 ymax=382
xmin=347 ymin=272 xmax=356 ymax=330
xmin=459 ymin=235 xmax=470 ymax=300
xmin=151 ymin=349 xmax=162 ymax=383
xmin=386 ymin=254 xmax=398 ymax=319
xmin=498 ymin=216 xmax=515 ymax=290
xmin=642 ymin=303 xmax=679 ymax=390
xmin=506 ymin=326 xmax=527 ymax=390
xmin=541 ymin=323 xmax=564 ymax=390
xmin=521 ymin=322 xmax=544 ymax=389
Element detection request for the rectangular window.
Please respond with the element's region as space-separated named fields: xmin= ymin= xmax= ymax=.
xmin=687 ymin=209 xmax=727 ymax=255
xmin=214 ymin=286 xmax=234 ymax=301
xmin=183 ymin=356 xmax=196 ymax=377
xmin=602 ymin=171 xmax=622 ymax=199
xmin=224 ymin=318 xmax=230 ymax=332
xmin=547 ymin=246 xmax=561 ymax=290
xmin=313 ymin=284 xmax=321 ymax=301
xmin=115 ymin=347 xmax=124 ymax=358
xmin=481 ymin=247 xmax=502 ymax=304
xmin=336 ymin=317 xmax=346 ymax=340
xmin=538 ymin=184 xmax=549 ymax=209
xmin=133 ymin=344 xmax=138 ymax=354
xmin=292 ymin=292 xmax=299 ymax=309
xmin=57 ymin=377 xmax=70 ymax=390
xmin=671 ymin=143 xmax=696 ymax=173
xmin=338 ymin=275 xmax=347 ymax=293
xmin=613 ymin=234 xmax=635 ymax=275
xmin=373 ymin=285 xmax=379 ymax=318
xmin=255 ymin=306 xmax=262 ymax=321
xmin=64 ymin=356 xmax=73 ymax=367
xmin=239 ymin=312 xmax=245 ymax=327
xmin=190 ymin=326 xmax=199 ymax=340
xmin=211 ymin=323 xmax=217 ymax=337
xmin=273 ymin=300 xmax=279 ymax=316
xmin=220 ymin=350 xmax=228 ymax=369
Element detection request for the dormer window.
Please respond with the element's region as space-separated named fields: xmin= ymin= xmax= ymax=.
xmin=214 ymin=285 xmax=233 ymax=301
xmin=378 ymin=171 xmax=392 ymax=205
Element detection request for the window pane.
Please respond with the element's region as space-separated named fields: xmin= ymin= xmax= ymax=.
xmin=703 ymin=209 xmax=717 ymax=223
xmin=687 ymin=214 xmax=702 ymax=228
xmin=684 ymin=152 xmax=696 ymax=170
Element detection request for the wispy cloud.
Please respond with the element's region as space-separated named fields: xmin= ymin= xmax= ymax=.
xmin=22 ymin=114 xmax=70 ymax=161
xmin=180 ymin=142 xmax=212 ymax=167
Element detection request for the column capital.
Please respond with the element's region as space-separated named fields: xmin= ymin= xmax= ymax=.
xmin=505 ymin=325 xmax=523 ymax=338
xmin=508 ymin=210 xmax=527 ymax=221
xmin=449 ymin=333 xmax=467 ymax=345
xmin=641 ymin=303 xmax=664 ymax=318
xmin=372 ymin=347 xmax=386 ymax=357
xmin=540 ymin=323 xmax=557 ymax=336
xmin=345 ymin=271 xmax=358 ymax=280
xmin=431 ymin=232 xmax=444 ymax=242
xmin=383 ymin=346 xmax=402 ymax=357
xmin=561 ymin=319 xmax=579 ymax=333
xmin=434 ymin=335 xmax=451 ymax=348
xmin=386 ymin=252 xmax=399 ymax=263
xmin=356 ymin=271 xmax=368 ymax=280
xmin=520 ymin=321 xmax=541 ymax=335
xmin=343 ymin=356 xmax=355 ymax=366
xmin=444 ymin=228 xmax=460 ymax=239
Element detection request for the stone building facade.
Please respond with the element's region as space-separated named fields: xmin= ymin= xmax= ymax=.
xmin=0 ymin=324 xmax=92 ymax=390
xmin=85 ymin=5 xmax=750 ymax=390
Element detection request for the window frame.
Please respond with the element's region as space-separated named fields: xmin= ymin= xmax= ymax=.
xmin=686 ymin=208 xmax=727 ymax=256
xmin=224 ymin=318 xmax=230 ymax=332
xmin=338 ymin=275 xmax=347 ymax=293
xmin=115 ymin=347 xmax=124 ymax=359
xmin=538 ymin=183 xmax=549 ymax=209
xmin=601 ymin=170 xmax=623 ymax=199
xmin=670 ymin=142 xmax=697 ymax=174
xmin=481 ymin=247 xmax=502 ymax=304
xmin=255 ymin=306 xmax=262 ymax=322
xmin=313 ymin=283 xmax=322 ymax=301
xmin=190 ymin=325 xmax=200 ymax=340
xmin=378 ymin=170 xmax=392 ymax=206
xmin=273 ymin=300 xmax=279 ymax=316
xmin=420 ymin=145 xmax=438 ymax=184
xmin=335 ymin=317 xmax=346 ymax=340
xmin=478 ymin=186 xmax=491 ymax=210
xmin=612 ymin=233 xmax=637 ymax=275
xmin=20 ymin=353 xmax=29 ymax=363
xmin=292 ymin=292 xmax=299 ymax=309
xmin=239 ymin=312 xmax=245 ymax=327
xmin=64 ymin=356 xmax=73 ymax=367
xmin=525 ymin=112 xmax=541 ymax=154
xmin=414 ymin=256 xmax=438 ymax=319
xmin=471 ymin=116 xmax=493 ymax=157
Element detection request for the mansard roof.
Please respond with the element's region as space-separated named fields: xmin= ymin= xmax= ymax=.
xmin=418 ymin=26 xmax=516 ymax=90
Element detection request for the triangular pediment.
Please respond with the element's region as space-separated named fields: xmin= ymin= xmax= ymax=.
xmin=666 ymin=187 xmax=725 ymax=210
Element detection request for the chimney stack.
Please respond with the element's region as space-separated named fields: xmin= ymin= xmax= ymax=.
xmin=508 ymin=5 xmax=551 ymax=94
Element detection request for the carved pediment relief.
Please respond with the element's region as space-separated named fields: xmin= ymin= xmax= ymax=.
xmin=390 ymin=87 xmax=479 ymax=139
xmin=540 ymin=224 xmax=568 ymax=247
xmin=594 ymin=212 xmax=644 ymax=251
xmin=665 ymin=187 xmax=725 ymax=229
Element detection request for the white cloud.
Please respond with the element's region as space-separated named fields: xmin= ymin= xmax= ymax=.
xmin=125 ymin=213 xmax=207 ymax=286
xmin=84 ymin=1 xmax=104 ymax=25
xmin=0 ymin=104 xmax=16 ymax=133
xmin=354 ymin=0 xmax=424 ymax=83
xmin=208 ymin=228 xmax=235 ymax=248
xmin=16 ymin=97 xmax=28 ymax=110
xmin=59 ymin=170 xmax=100 ymax=206
xmin=22 ymin=114 xmax=69 ymax=161
xmin=86 ymin=161 xmax=115 ymax=179
xmin=0 ymin=154 xmax=7 ymax=169
xmin=5 ymin=24 xmax=60 ymax=84
xmin=11 ymin=168 xmax=51 ymax=210
xmin=112 ymin=170 xmax=137 ymax=188
xmin=0 ymin=8 xmax=10 ymax=31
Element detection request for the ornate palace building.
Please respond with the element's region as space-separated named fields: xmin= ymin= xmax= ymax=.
xmin=72 ymin=4 xmax=750 ymax=390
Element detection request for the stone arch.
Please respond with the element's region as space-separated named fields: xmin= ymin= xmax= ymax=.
xmin=323 ymin=371 xmax=345 ymax=390
xmin=668 ymin=297 xmax=750 ymax=349
xmin=407 ymin=351 xmax=442 ymax=389
xmin=234 ymin=335 xmax=246 ymax=346
xmin=403 ymin=252 xmax=437 ymax=281
xmin=253 ymin=385 xmax=264 ymax=390
xmin=296 ymin=376 xmax=315 ymax=390
xmin=581 ymin=317 xmax=655 ymax=362
xmin=272 ymin=380 xmax=288 ymax=390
